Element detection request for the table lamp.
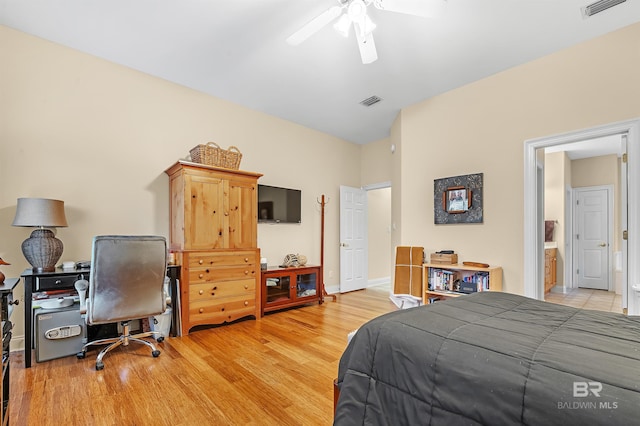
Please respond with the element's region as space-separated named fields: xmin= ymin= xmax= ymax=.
xmin=12 ymin=198 xmax=68 ymax=272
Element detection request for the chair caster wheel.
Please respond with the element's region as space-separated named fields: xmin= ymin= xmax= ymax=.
xmin=152 ymin=350 xmax=161 ymax=357
xmin=156 ymin=336 xmax=164 ymax=343
xmin=95 ymin=362 xmax=104 ymax=371
xmin=77 ymin=352 xmax=86 ymax=359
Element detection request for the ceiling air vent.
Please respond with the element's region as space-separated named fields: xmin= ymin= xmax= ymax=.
xmin=582 ymin=0 xmax=626 ymax=17
xmin=360 ymin=95 xmax=383 ymax=107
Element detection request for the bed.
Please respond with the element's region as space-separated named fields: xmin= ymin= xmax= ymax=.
xmin=334 ymin=291 xmax=640 ymax=425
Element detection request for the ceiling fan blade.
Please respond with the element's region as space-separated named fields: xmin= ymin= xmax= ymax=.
xmin=373 ymin=0 xmax=446 ymax=18
xmin=286 ymin=6 xmax=343 ymax=46
xmin=355 ymin=28 xmax=378 ymax=64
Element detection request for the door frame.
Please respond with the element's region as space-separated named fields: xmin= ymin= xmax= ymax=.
xmin=572 ymin=185 xmax=613 ymax=291
xmin=564 ymin=184 xmax=573 ymax=291
xmin=524 ymin=118 xmax=639 ymax=315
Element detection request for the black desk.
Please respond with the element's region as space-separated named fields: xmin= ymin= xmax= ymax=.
xmin=21 ymin=265 xmax=180 ymax=368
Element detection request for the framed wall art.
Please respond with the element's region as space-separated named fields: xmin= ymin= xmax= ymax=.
xmin=434 ymin=173 xmax=483 ymax=224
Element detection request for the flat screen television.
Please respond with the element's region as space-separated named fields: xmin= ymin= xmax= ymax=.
xmin=257 ymin=184 xmax=302 ymax=224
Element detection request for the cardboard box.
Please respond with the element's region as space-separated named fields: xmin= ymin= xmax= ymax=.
xmin=430 ymin=253 xmax=458 ymax=264
xmin=394 ymin=246 xmax=424 ymax=298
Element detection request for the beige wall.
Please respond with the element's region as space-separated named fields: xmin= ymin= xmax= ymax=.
xmin=573 ymin=155 xmax=620 ymax=187
xmin=361 ymin=137 xmax=392 ymax=186
xmin=396 ymin=22 xmax=640 ymax=295
xmin=0 ymin=26 xmax=361 ymax=345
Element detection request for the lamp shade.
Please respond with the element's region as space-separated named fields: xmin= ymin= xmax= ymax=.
xmin=12 ymin=198 xmax=68 ymax=227
xmin=12 ymin=198 xmax=68 ymax=272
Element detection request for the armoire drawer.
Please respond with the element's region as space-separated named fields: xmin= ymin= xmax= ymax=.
xmin=188 ymin=251 xmax=255 ymax=268
xmin=188 ymin=265 xmax=256 ymax=283
xmin=189 ymin=279 xmax=255 ymax=301
xmin=189 ymin=296 xmax=255 ymax=324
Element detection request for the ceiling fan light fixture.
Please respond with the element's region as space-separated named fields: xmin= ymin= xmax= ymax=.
xmin=348 ymin=0 xmax=368 ymax=20
xmin=333 ymin=13 xmax=351 ymax=37
xmin=355 ymin=28 xmax=378 ymax=64
xmin=361 ymin=14 xmax=377 ymax=36
xmin=288 ymin=0 xmax=439 ymax=65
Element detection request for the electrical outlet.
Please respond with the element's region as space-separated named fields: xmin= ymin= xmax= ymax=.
xmin=329 ymin=270 xmax=333 ymax=278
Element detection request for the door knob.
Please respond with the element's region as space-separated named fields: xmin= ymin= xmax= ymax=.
xmin=598 ymin=242 xmax=607 ymax=247
xmin=340 ymin=242 xmax=349 ymax=247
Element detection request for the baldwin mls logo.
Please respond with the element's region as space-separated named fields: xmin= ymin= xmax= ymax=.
xmin=556 ymin=382 xmax=618 ymax=411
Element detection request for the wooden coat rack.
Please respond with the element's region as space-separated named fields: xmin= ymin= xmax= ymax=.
xmin=318 ymin=194 xmax=337 ymax=302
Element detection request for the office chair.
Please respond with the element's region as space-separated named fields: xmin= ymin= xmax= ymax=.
xmin=76 ymin=235 xmax=168 ymax=370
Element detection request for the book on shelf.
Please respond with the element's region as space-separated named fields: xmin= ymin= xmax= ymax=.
xmin=429 ymin=269 xmax=459 ymax=291
xmin=459 ymin=271 xmax=491 ymax=292
xmin=427 ymin=266 xmax=492 ymax=293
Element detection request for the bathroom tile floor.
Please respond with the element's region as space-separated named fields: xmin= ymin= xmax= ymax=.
xmin=545 ymin=287 xmax=623 ymax=314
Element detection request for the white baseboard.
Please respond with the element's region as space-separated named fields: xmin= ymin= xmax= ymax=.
xmin=550 ymin=285 xmax=568 ymax=294
xmin=328 ymin=277 xmax=390 ymax=295
xmin=10 ymin=335 xmax=25 ymax=352
xmin=326 ymin=285 xmax=340 ymax=294
xmin=367 ymin=277 xmax=391 ymax=288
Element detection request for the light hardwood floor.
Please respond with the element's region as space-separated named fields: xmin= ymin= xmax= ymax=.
xmin=9 ymin=285 xmax=621 ymax=425
xmin=9 ymin=287 xmax=397 ymax=426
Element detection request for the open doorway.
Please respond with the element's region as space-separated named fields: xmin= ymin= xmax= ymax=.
xmin=365 ymin=183 xmax=392 ymax=291
xmin=543 ymin=147 xmax=621 ymax=312
xmin=524 ymin=119 xmax=640 ymax=316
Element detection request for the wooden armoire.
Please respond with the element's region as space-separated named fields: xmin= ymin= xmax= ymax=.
xmin=165 ymin=160 xmax=262 ymax=335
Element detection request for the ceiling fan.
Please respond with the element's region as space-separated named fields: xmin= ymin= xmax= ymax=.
xmin=286 ymin=0 xmax=447 ymax=64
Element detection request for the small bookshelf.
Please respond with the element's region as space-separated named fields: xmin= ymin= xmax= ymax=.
xmin=422 ymin=262 xmax=503 ymax=304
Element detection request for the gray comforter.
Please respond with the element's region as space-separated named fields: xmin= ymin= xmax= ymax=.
xmin=334 ymin=291 xmax=640 ymax=425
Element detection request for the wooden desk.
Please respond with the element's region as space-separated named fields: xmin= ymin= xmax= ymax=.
xmin=21 ymin=265 xmax=180 ymax=368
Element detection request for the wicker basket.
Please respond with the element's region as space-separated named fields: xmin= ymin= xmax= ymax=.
xmin=189 ymin=142 xmax=242 ymax=170
xmin=222 ymin=146 xmax=242 ymax=170
xmin=190 ymin=142 xmax=223 ymax=166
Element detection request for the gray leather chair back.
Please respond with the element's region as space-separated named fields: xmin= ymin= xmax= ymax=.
xmin=87 ymin=235 xmax=167 ymax=324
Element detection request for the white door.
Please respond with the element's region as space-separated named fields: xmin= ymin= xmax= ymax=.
xmin=575 ymin=187 xmax=611 ymax=290
xmin=340 ymin=185 xmax=368 ymax=293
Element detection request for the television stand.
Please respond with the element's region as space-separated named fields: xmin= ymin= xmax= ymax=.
xmin=261 ymin=265 xmax=323 ymax=315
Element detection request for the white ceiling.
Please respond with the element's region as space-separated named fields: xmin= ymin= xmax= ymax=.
xmin=2 ymin=0 xmax=639 ymax=144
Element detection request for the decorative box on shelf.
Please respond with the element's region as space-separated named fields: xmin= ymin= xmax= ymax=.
xmin=429 ymin=253 xmax=458 ymax=264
